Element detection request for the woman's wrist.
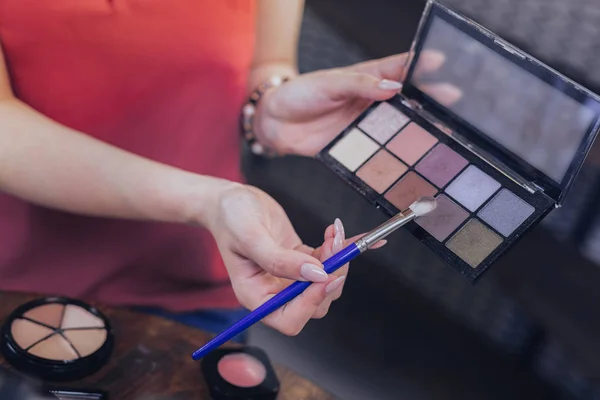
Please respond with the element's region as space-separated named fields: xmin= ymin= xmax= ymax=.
xmin=242 ymin=64 xmax=297 ymax=156
xmin=251 ymin=85 xmax=282 ymax=153
xmin=182 ymin=174 xmax=242 ymax=230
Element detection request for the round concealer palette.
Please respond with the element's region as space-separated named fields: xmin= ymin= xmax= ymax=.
xmin=11 ymin=302 xmax=107 ymax=361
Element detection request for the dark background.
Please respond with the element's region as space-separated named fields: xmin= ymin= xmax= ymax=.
xmin=247 ymin=1 xmax=600 ymax=399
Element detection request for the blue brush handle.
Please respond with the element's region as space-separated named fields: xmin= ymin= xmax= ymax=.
xmin=191 ymin=242 xmax=361 ymax=360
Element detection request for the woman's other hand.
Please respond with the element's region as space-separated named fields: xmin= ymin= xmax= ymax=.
xmin=254 ymin=51 xmax=459 ymax=156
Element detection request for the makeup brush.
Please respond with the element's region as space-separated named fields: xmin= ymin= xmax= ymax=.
xmin=191 ymin=196 xmax=437 ymax=360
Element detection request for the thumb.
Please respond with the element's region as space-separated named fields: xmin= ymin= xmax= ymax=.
xmin=245 ymin=235 xmax=328 ymax=283
xmin=324 ymin=71 xmax=403 ymax=102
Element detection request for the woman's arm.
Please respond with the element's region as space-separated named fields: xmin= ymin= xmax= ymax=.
xmin=0 ymin=44 xmax=229 ymax=227
xmin=247 ymin=0 xmax=304 ymax=91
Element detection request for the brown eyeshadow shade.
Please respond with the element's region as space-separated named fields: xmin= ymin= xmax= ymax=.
xmin=384 ymin=172 xmax=437 ymax=210
xmin=61 ymin=305 xmax=105 ymax=329
xmin=446 ymin=219 xmax=503 ymax=268
xmin=356 ymin=150 xmax=408 ymax=193
xmin=63 ymin=329 xmax=108 ymax=357
xmin=11 ymin=319 xmax=54 ymax=350
xmin=23 ymin=303 xmax=64 ymax=328
xmin=28 ymin=334 xmax=78 ymax=361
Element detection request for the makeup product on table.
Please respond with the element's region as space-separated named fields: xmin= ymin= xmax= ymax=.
xmin=317 ymin=0 xmax=600 ymax=281
xmin=0 ymin=365 xmax=107 ymax=399
xmin=201 ymin=347 xmax=279 ymax=400
xmin=44 ymin=387 xmax=108 ymax=399
xmin=192 ymin=197 xmax=437 ymax=359
xmin=0 ymin=365 xmax=45 ymax=399
xmin=1 ymin=297 xmax=114 ymax=382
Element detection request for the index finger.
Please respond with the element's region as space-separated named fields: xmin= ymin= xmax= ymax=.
xmin=344 ymin=50 xmax=446 ymax=82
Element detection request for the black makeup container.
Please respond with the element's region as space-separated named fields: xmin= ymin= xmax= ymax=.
xmin=0 ymin=297 xmax=114 ymax=382
xmin=201 ymin=347 xmax=279 ymax=400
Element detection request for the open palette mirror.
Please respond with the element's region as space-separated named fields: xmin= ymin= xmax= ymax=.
xmin=318 ymin=0 xmax=600 ymax=280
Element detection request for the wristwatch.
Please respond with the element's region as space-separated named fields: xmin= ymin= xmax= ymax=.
xmin=240 ymin=75 xmax=289 ymax=157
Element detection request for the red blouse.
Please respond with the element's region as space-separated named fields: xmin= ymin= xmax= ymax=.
xmin=0 ymin=0 xmax=256 ymax=311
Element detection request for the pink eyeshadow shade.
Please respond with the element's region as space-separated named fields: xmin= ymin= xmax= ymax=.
xmin=356 ymin=150 xmax=408 ymax=193
xmin=358 ymin=102 xmax=410 ymax=144
xmin=386 ymin=122 xmax=438 ymax=165
xmin=218 ymin=353 xmax=267 ymax=388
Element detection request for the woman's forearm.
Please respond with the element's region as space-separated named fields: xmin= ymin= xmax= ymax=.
xmin=247 ymin=0 xmax=304 ymax=92
xmin=0 ymin=98 xmax=230 ymax=227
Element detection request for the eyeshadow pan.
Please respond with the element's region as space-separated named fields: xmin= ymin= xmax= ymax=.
xmin=415 ymin=195 xmax=469 ymax=241
xmin=386 ymin=122 xmax=438 ymax=165
xmin=62 ymin=305 xmax=105 ymax=330
xmin=415 ymin=143 xmax=468 ymax=187
xmin=478 ymin=189 xmax=535 ymax=236
xmin=28 ymin=334 xmax=78 ymax=361
xmin=358 ymin=102 xmax=410 ymax=144
xmin=384 ymin=172 xmax=437 ymax=210
xmin=445 ymin=166 xmax=501 ymax=211
xmin=328 ymin=128 xmax=380 ymax=172
xmin=63 ymin=329 xmax=108 ymax=357
xmin=356 ymin=150 xmax=408 ymax=193
xmin=11 ymin=319 xmax=54 ymax=350
xmin=23 ymin=303 xmax=64 ymax=328
xmin=446 ymin=219 xmax=503 ymax=268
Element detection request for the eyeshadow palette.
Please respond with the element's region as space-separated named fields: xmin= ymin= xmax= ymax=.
xmin=318 ymin=1 xmax=600 ymax=280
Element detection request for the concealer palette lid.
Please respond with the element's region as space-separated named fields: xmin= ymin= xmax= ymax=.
xmin=401 ymin=0 xmax=600 ymax=205
xmin=0 ymin=297 xmax=114 ymax=382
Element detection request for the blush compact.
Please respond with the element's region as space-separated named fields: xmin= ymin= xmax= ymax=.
xmin=201 ymin=346 xmax=279 ymax=400
xmin=318 ymin=0 xmax=600 ymax=281
xmin=0 ymin=297 xmax=114 ymax=382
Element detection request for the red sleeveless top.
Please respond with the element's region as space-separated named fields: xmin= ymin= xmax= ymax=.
xmin=0 ymin=0 xmax=256 ymax=311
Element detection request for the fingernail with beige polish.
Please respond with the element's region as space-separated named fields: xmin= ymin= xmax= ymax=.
xmin=334 ymin=218 xmax=345 ymax=238
xmin=379 ymin=79 xmax=403 ymax=90
xmin=300 ymin=263 xmax=328 ymax=282
xmin=333 ymin=232 xmax=344 ymax=253
xmin=325 ymin=276 xmax=346 ymax=294
xmin=373 ymin=239 xmax=388 ymax=249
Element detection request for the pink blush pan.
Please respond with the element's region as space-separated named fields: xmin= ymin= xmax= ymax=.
xmin=217 ymin=353 xmax=267 ymax=388
xmin=201 ymin=347 xmax=280 ymax=400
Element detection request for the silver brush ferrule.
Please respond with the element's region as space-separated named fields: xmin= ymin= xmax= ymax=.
xmin=355 ymin=208 xmax=416 ymax=252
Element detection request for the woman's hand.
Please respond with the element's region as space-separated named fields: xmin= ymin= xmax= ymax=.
xmin=254 ymin=51 xmax=458 ymax=157
xmin=204 ymin=183 xmax=361 ymax=336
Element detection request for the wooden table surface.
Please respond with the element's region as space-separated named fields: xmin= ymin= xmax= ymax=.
xmin=0 ymin=292 xmax=334 ymax=400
